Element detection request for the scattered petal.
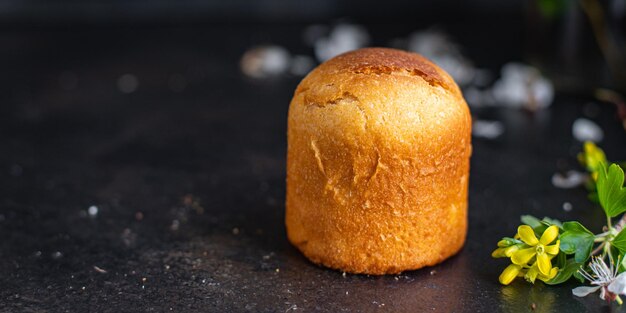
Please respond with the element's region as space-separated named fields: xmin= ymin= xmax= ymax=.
xmin=240 ymin=45 xmax=291 ymax=79
xmin=572 ymin=286 xmax=601 ymax=297
xmin=314 ymin=24 xmax=369 ymax=62
xmin=472 ymin=120 xmax=504 ymax=139
xmin=407 ymin=29 xmax=475 ymax=86
xmin=492 ymin=63 xmax=554 ymax=111
xmin=551 ymin=170 xmax=587 ymax=189
xmin=572 ymin=118 xmax=604 ymax=143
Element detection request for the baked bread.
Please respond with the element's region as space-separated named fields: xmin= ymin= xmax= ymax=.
xmin=286 ymin=47 xmax=472 ymax=275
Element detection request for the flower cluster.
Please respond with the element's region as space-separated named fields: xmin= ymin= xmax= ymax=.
xmin=491 ymin=142 xmax=626 ymax=306
xmin=573 ymin=256 xmax=626 ymax=304
xmin=493 ymin=225 xmax=560 ymax=285
xmin=578 ymin=141 xmax=607 ymax=180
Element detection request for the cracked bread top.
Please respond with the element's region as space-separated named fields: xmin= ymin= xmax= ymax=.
xmin=289 ymin=47 xmax=470 ymax=149
xmin=296 ymin=47 xmax=458 ymax=95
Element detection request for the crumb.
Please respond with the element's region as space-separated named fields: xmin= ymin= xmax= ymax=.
xmin=531 ymin=303 xmax=536 ymax=310
xmin=430 ymin=270 xmax=437 ymax=275
xmin=142 ymin=277 xmax=147 ymax=283
xmin=81 ymin=286 xmax=85 ymax=291
xmin=275 ymin=268 xmax=280 ymax=273
xmin=232 ymin=228 xmax=240 ymax=235
xmin=394 ymin=276 xmax=399 ymax=281
xmin=342 ymin=272 xmax=346 ymax=278
xmin=93 ymin=266 xmax=107 ymax=274
xmin=135 ymin=212 xmax=144 ymax=221
xmin=164 ymin=264 xmax=170 ymax=270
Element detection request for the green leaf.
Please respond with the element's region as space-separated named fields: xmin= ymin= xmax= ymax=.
xmin=521 ymin=215 xmax=542 ymax=228
xmin=497 ymin=237 xmax=522 ymax=247
xmin=613 ymin=228 xmax=626 ymax=255
xmin=562 ymin=221 xmax=593 ymax=234
xmin=559 ymin=221 xmax=595 ymax=263
xmin=545 ymin=259 xmax=583 ymax=285
xmin=542 ymin=217 xmax=563 ymax=228
xmin=555 ymin=250 xmax=567 ymax=268
xmin=521 ymin=215 xmax=562 ymax=236
xmin=573 ymin=270 xmax=585 ymax=283
xmin=597 ymin=163 xmax=626 ymax=218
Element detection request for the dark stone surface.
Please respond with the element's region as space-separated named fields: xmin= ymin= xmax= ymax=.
xmin=0 ymin=23 xmax=625 ymax=312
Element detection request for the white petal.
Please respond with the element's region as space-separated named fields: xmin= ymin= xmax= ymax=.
xmin=608 ymin=273 xmax=626 ymax=295
xmin=572 ymin=286 xmax=601 ymax=297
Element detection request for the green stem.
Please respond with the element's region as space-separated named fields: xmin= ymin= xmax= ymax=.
xmin=591 ymin=242 xmax=605 ymax=256
xmin=617 ymin=295 xmax=623 ymax=305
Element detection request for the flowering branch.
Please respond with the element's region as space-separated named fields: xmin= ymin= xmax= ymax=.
xmin=492 ymin=142 xmax=626 ymax=306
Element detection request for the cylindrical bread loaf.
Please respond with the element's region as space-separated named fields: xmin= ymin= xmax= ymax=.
xmin=286 ymin=47 xmax=472 ymax=275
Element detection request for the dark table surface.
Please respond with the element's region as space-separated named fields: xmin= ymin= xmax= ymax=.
xmin=1 ymin=22 xmax=626 ymax=313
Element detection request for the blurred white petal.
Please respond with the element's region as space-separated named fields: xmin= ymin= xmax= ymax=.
xmin=608 ymin=273 xmax=626 ymax=295
xmin=572 ymin=286 xmax=601 ymax=297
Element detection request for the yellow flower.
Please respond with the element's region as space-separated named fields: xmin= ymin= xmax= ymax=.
xmin=524 ymin=262 xmax=559 ymax=283
xmin=510 ymin=225 xmax=560 ymax=276
xmin=499 ymin=264 xmax=524 ymax=285
xmin=492 ymin=245 xmax=520 ymax=258
xmin=578 ymin=141 xmax=606 ymax=175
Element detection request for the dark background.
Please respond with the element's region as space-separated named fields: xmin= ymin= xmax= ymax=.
xmin=1 ymin=1 xmax=626 ymax=312
xmin=0 ymin=1 xmax=521 ymax=23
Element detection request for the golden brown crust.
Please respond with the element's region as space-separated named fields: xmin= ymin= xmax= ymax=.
xmin=286 ymin=48 xmax=472 ymax=275
xmin=296 ymin=47 xmax=459 ymax=95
